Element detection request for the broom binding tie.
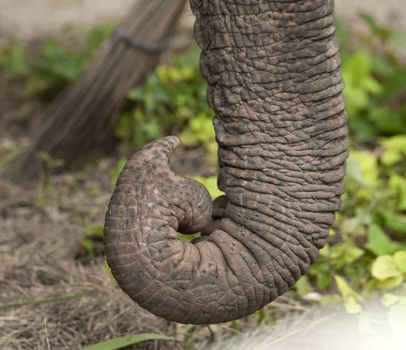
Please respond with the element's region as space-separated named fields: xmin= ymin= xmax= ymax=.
xmin=112 ymin=27 xmax=174 ymax=54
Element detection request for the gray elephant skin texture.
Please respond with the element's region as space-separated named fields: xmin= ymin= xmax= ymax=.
xmin=104 ymin=0 xmax=348 ymax=325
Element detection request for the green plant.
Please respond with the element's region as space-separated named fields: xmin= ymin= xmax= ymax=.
xmin=0 ymin=293 xmax=83 ymax=310
xmin=110 ymin=159 xmax=127 ymax=189
xmin=113 ymin=13 xmax=406 ymax=311
xmin=36 ymin=151 xmax=65 ymax=189
xmin=37 ymin=151 xmax=65 ymax=169
xmin=116 ymin=45 xmax=217 ymax=160
xmin=78 ymin=225 xmax=104 ymax=258
xmin=289 ymin=13 xmax=406 ymax=311
xmin=294 ymin=141 xmax=406 ymax=314
xmin=0 ymin=24 xmax=113 ymax=99
xmin=82 ymin=333 xmax=176 ymax=350
xmin=29 ymin=25 xmax=113 ymax=98
xmin=3 ymin=13 xmax=404 ymax=325
xmin=371 ymin=251 xmax=406 ymax=288
xmin=0 ymin=43 xmax=29 ymax=77
xmin=338 ymin=13 xmax=406 ymax=144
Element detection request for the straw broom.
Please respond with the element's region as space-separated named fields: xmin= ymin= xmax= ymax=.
xmin=4 ymin=0 xmax=186 ymax=183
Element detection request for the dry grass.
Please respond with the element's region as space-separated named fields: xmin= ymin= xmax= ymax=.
xmin=0 ymin=153 xmax=303 ymax=350
xmin=0 ymin=168 xmax=182 ymax=350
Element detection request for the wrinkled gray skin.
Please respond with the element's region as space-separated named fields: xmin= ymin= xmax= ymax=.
xmin=104 ymin=0 xmax=347 ymax=324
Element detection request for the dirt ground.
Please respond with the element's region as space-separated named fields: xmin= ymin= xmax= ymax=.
xmin=0 ymin=153 xmax=223 ymax=349
xmin=0 ymin=164 xmax=176 ymax=349
xmin=0 ymin=144 xmax=297 ymax=350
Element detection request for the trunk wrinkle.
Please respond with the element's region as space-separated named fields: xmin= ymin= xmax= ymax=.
xmin=104 ymin=0 xmax=347 ymax=324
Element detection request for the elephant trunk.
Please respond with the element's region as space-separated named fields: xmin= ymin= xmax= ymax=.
xmin=104 ymin=0 xmax=347 ymax=324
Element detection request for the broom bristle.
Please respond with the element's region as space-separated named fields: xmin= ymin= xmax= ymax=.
xmin=3 ymin=0 xmax=187 ymax=183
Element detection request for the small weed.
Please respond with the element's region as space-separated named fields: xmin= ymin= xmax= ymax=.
xmin=36 ymin=151 xmax=65 ymax=189
xmin=116 ymin=45 xmax=217 ymax=161
xmin=82 ymin=333 xmax=177 ymax=350
xmin=77 ymin=225 xmax=104 ymax=259
xmin=0 ymin=24 xmax=113 ymax=99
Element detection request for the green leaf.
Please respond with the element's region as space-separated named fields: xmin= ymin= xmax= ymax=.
xmin=191 ymin=176 xmax=223 ymax=199
xmin=380 ymin=68 xmax=406 ymax=101
xmin=391 ymin=31 xmax=406 ymax=53
xmin=371 ymin=255 xmax=402 ymax=281
xmin=309 ymin=263 xmax=332 ymax=290
xmin=85 ymin=24 xmax=114 ymax=50
xmin=344 ymin=245 xmax=365 ymax=264
xmin=346 ymin=151 xmax=379 ymax=188
xmin=180 ymin=113 xmax=215 ymax=146
xmin=370 ymin=55 xmax=394 ymax=78
xmin=36 ymin=151 xmax=65 ymax=169
xmin=377 ymin=275 xmax=404 ymax=289
xmin=176 ymin=232 xmax=198 ymax=242
xmin=359 ymin=11 xmax=394 ymax=40
xmin=347 ymin=117 xmax=377 ymax=143
xmin=85 ymin=225 xmax=104 ymax=237
xmin=102 ymin=259 xmax=116 ymax=283
xmin=378 ymin=210 xmax=406 ymax=236
xmin=81 ymin=239 xmax=95 ymax=254
xmin=335 ymin=275 xmax=356 ymax=298
xmin=81 ymin=334 xmax=176 ymax=350
xmin=345 ymin=156 xmax=364 ymax=184
xmin=343 ymin=51 xmax=371 ymax=83
xmin=334 ymin=275 xmax=363 ymax=314
xmin=336 ymin=18 xmax=349 ymax=57
xmin=0 ymin=293 xmax=83 ymax=310
xmin=344 ymin=296 xmax=363 ymax=314
xmin=343 ymin=50 xmax=382 ymax=94
xmin=380 ymin=136 xmax=406 ymax=167
xmin=393 ymin=251 xmax=406 ymax=274
xmin=127 ymin=88 xmax=144 ymax=102
xmin=389 ymin=174 xmax=406 ymax=211
xmin=366 ymin=224 xmax=405 ymax=256
xmin=295 ymin=276 xmax=312 ymax=296
xmin=369 ymin=108 xmax=406 ymax=136
xmin=0 ymin=43 xmax=29 ymax=77
xmin=316 ymin=272 xmax=332 ymax=290
xmin=111 ymin=159 xmax=127 ymax=189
